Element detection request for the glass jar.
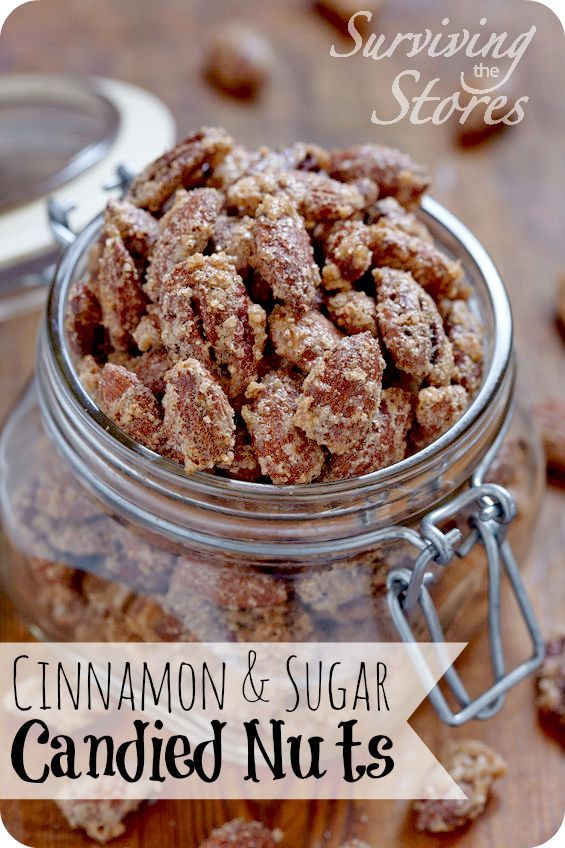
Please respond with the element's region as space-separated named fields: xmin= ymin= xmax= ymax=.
xmin=0 ymin=196 xmax=545 ymax=725
xmin=0 ymin=73 xmax=176 ymax=428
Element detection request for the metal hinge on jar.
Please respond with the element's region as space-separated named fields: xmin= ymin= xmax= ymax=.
xmin=386 ymin=421 xmax=545 ymax=726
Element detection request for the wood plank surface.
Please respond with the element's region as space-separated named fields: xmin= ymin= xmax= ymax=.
xmin=0 ymin=0 xmax=563 ymax=846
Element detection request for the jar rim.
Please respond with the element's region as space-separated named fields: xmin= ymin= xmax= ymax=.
xmin=45 ymin=195 xmax=512 ymax=503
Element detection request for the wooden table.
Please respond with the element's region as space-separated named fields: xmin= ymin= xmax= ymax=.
xmin=1 ymin=0 xmax=563 ymax=845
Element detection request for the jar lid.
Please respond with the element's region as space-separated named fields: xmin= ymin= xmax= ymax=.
xmin=0 ymin=74 xmax=176 ymax=317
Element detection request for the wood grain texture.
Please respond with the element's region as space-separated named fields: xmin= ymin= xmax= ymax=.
xmin=0 ymin=0 xmax=564 ymax=846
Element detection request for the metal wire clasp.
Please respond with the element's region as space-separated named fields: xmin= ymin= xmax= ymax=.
xmin=387 ymin=482 xmax=545 ymax=726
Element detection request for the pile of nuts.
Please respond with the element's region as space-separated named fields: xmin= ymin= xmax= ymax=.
xmin=67 ymin=127 xmax=484 ymax=485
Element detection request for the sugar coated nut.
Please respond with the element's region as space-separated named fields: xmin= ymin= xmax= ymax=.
xmin=199 ymin=818 xmax=280 ymax=848
xmin=205 ymin=24 xmax=274 ymax=96
xmin=162 ymin=359 xmax=235 ymax=473
xmin=413 ymin=739 xmax=507 ymax=833
xmin=294 ymin=333 xmax=386 ymax=455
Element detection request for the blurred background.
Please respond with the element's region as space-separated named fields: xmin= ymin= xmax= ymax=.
xmin=0 ymin=1 xmax=563 ymax=846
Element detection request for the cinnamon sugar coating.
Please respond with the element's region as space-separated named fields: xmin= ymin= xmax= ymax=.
xmin=56 ymin=799 xmax=141 ymax=844
xmin=413 ymin=739 xmax=507 ymax=833
xmin=329 ymin=143 xmax=430 ymax=207
xmin=70 ymin=127 xmax=482 ymax=484
xmin=98 ymin=363 xmax=163 ymax=450
xmin=294 ymin=333 xmax=385 ymax=455
xmin=127 ymin=126 xmax=232 ymax=212
xmin=251 ymin=193 xmax=321 ymax=313
xmin=374 ymin=267 xmax=454 ymax=386
xmin=327 ymin=290 xmax=378 ymax=335
xmin=242 ymin=370 xmax=325 ymax=484
xmin=162 ymin=359 xmax=235 ymax=474
xmin=145 ymin=187 xmax=223 ymax=301
xmin=269 ymin=305 xmax=342 ymax=372
xmin=326 ymin=387 xmax=412 ymax=479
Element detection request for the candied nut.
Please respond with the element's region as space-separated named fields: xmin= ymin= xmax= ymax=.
xmin=66 ymin=277 xmax=104 ymax=356
xmin=413 ymin=739 xmax=507 ymax=833
xmin=124 ymin=596 xmax=195 ymax=642
xmin=131 ymin=347 xmax=172 ymax=397
xmin=412 ymin=385 xmax=469 ymax=450
xmin=77 ymin=354 xmax=101 ymax=400
xmin=127 ymin=126 xmax=232 ymax=212
xmin=327 ymin=290 xmax=377 ymax=335
xmin=282 ymin=170 xmax=368 ymax=224
xmin=56 ymin=800 xmax=141 ymax=844
xmin=159 ymin=277 xmax=213 ymax=370
xmin=97 ymin=230 xmax=147 ymax=352
xmin=162 ymin=358 xmax=235 ymax=474
xmin=322 ymin=220 xmax=373 ymax=289
xmin=374 ymin=267 xmax=454 ymax=386
xmin=227 ymin=602 xmax=313 ymax=642
xmin=314 ymin=0 xmax=382 ymax=33
xmin=199 ymin=819 xmax=279 ymax=848
xmin=455 ymin=72 xmax=514 ymax=147
xmin=132 ymin=307 xmax=161 ymax=352
xmin=294 ymin=333 xmax=385 ymax=454
xmin=218 ymin=424 xmax=263 ymax=481
xmin=371 ymin=225 xmax=466 ymax=300
xmin=326 ymin=387 xmax=412 ymax=479
xmin=367 ymin=195 xmax=433 ymax=243
xmin=535 ymin=635 xmax=565 ymax=727
xmin=295 ymin=559 xmax=373 ymax=613
xmin=204 ymin=23 xmax=274 ymax=96
xmin=440 ymin=298 xmax=484 ymax=394
xmin=104 ymin=198 xmax=159 ymax=259
xmin=242 ymin=370 xmax=325 ymax=484
xmin=171 ymin=558 xmax=287 ymax=610
xmin=98 ymin=363 xmax=163 ymax=450
xmin=213 ymin=213 xmax=255 ymax=272
xmin=535 ymin=398 xmax=565 ymax=477
xmin=209 ymin=144 xmax=258 ymax=190
xmin=178 ymin=253 xmax=267 ymax=401
xmin=252 ymin=193 xmax=320 ymax=313
xmin=269 ymin=305 xmax=341 ymax=372
xmin=329 ymin=143 xmax=430 ymax=207
xmin=145 ymin=187 xmax=223 ymax=302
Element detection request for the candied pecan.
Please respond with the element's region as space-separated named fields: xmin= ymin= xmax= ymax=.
xmin=371 ymin=225 xmax=466 ymax=300
xmin=219 ymin=424 xmax=263 ymax=481
xmin=77 ymin=354 xmax=101 ymax=401
xmin=209 ymin=144 xmax=258 ymax=189
xmin=56 ymin=800 xmax=142 ymax=844
xmin=66 ymin=277 xmax=104 ymax=356
xmin=98 ymin=363 xmax=163 ymax=450
xmin=124 ymin=596 xmax=195 ymax=642
xmin=535 ymin=635 xmax=565 ymax=727
xmin=159 ymin=277 xmax=213 ymax=370
xmin=171 ymin=558 xmax=287 ymax=610
xmin=199 ymin=819 xmax=279 ymax=848
xmin=321 ymin=220 xmax=373 ymax=290
xmin=315 ymin=0 xmax=382 ymax=33
xmin=440 ymin=298 xmax=484 ymax=394
xmin=145 ymin=187 xmax=223 ymax=302
xmin=326 ymin=387 xmax=412 ymax=479
xmin=177 ymin=253 xmax=266 ymax=401
xmin=269 ymin=304 xmax=341 ymax=372
xmin=242 ymin=370 xmax=325 ymax=484
xmin=375 ymin=267 xmax=454 ymax=386
xmin=535 ymin=398 xmax=565 ymax=476
xmin=412 ymin=385 xmax=469 ymax=450
xmin=132 ymin=306 xmax=161 ymax=352
xmin=413 ymin=739 xmax=507 ymax=833
xmin=131 ymin=348 xmax=172 ymax=397
xmin=104 ymin=197 xmax=159 ymax=258
xmin=227 ymin=602 xmax=313 ymax=642
xmin=252 ymin=193 xmax=320 ymax=313
xmin=329 ymin=143 xmax=430 ymax=207
xmin=367 ymin=195 xmax=433 ymax=243
xmin=127 ymin=126 xmax=232 ymax=212
xmin=294 ymin=333 xmax=385 ymax=454
xmin=213 ymin=213 xmax=255 ymax=271
xmin=204 ymin=23 xmax=274 ymax=96
xmin=162 ymin=358 xmax=235 ymax=474
xmin=97 ymin=229 xmax=147 ymax=352
xmin=282 ymin=170 xmax=368 ymax=224
xmin=295 ymin=559 xmax=373 ymax=613
xmin=327 ymin=290 xmax=378 ymax=335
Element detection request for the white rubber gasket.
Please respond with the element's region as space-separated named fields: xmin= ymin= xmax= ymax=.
xmin=0 ymin=75 xmax=177 ymax=271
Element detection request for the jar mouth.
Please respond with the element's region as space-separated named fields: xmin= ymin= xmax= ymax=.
xmin=44 ymin=195 xmax=512 ymax=505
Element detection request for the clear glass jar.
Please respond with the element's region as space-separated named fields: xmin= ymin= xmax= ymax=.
xmin=0 ymin=197 xmax=545 ymax=719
